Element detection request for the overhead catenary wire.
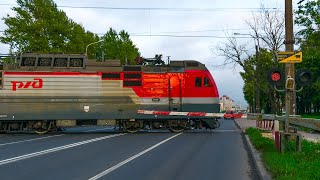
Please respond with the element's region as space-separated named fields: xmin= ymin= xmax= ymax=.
xmin=0 ymin=3 xmax=288 ymax=12
xmin=130 ymin=34 xmax=251 ymax=38
xmin=0 ymin=31 xmax=253 ymax=39
xmin=0 ymin=28 xmax=251 ymax=33
xmin=0 ymin=27 xmax=255 ymax=38
xmin=130 ymin=28 xmax=253 ymax=35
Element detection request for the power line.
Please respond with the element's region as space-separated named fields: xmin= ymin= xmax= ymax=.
xmin=0 ymin=4 xmax=284 ymax=12
xmin=56 ymin=6 xmax=281 ymax=12
xmin=130 ymin=34 xmax=251 ymax=38
xmin=1 ymin=28 xmax=250 ymax=33
xmin=0 ymin=28 xmax=252 ymax=36
xmin=130 ymin=28 xmax=251 ymax=34
xmin=0 ymin=30 xmax=252 ymax=38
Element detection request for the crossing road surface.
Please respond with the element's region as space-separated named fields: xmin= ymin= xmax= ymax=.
xmin=0 ymin=120 xmax=259 ymax=180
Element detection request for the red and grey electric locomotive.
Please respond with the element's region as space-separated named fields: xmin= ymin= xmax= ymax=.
xmin=0 ymin=53 xmax=220 ymax=133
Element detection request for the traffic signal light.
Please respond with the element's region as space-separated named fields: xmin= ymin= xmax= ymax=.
xmin=267 ymin=68 xmax=285 ymax=86
xmin=295 ymin=69 xmax=313 ymax=87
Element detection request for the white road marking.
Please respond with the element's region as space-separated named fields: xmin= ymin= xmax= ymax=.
xmin=0 ymin=133 xmax=126 ymax=166
xmin=0 ymin=127 xmax=114 ymax=146
xmin=0 ymin=134 xmax=65 ymax=146
xmin=185 ymin=129 xmax=240 ymax=133
xmin=211 ymin=130 xmax=240 ymax=132
xmin=85 ymin=127 xmax=113 ymax=132
xmin=88 ymin=133 xmax=182 ymax=180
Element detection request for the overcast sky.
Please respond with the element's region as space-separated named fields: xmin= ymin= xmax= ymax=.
xmin=0 ymin=0 xmax=303 ymax=107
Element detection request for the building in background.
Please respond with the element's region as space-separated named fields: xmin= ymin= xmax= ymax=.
xmin=219 ymin=95 xmax=243 ymax=112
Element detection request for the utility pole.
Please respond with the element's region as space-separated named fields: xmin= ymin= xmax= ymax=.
xmin=285 ymin=0 xmax=295 ymax=116
xmin=270 ymin=0 xmax=308 ymax=152
xmin=284 ymin=0 xmax=295 ymax=132
xmin=255 ymin=43 xmax=260 ymax=113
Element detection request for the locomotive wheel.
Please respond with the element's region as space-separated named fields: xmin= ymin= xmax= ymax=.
xmin=122 ymin=120 xmax=142 ymax=133
xmin=34 ymin=121 xmax=53 ymax=134
xmin=214 ymin=119 xmax=220 ymax=128
xmin=168 ymin=120 xmax=187 ymax=133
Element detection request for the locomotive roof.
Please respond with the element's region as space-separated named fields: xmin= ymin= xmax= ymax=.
xmin=2 ymin=53 xmax=207 ymax=72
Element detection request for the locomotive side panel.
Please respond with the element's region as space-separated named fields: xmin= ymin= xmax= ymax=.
xmin=130 ymin=69 xmax=220 ymax=116
xmin=130 ymin=73 xmax=185 ymax=114
xmin=0 ymin=72 xmax=140 ymax=121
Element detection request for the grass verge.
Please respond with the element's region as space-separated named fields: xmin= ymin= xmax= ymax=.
xmin=246 ymin=127 xmax=320 ymax=180
xmin=301 ymin=114 xmax=320 ymax=119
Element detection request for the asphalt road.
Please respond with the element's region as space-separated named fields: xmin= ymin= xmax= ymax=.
xmin=0 ymin=119 xmax=259 ymax=180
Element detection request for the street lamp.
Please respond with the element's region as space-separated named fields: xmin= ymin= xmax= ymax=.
xmin=234 ymin=32 xmax=261 ymax=113
xmin=85 ymin=39 xmax=104 ymax=57
xmin=253 ymin=64 xmax=257 ymax=113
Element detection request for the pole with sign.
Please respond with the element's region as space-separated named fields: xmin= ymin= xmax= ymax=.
xmin=267 ymin=50 xmax=312 ymax=153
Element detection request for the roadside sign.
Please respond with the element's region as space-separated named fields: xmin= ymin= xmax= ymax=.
xmin=277 ymin=51 xmax=302 ymax=63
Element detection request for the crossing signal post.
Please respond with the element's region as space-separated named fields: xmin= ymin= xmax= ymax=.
xmin=267 ymin=51 xmax=313 ymax=153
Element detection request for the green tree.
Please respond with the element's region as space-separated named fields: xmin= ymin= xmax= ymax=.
xmin=0 ymin=1 xmax=140 ymax=64
xmin=240 ymin=49 xmax=284 ymax=114
xmin=0 ymin=0 xmax=99 ymax=55
xmin=295 ymin=0 xmax=320 ymax=114
xmin=96 ymin=28 xmax=140 ymax=64
xmin=118 ymin=30 xmax=140 ymax=64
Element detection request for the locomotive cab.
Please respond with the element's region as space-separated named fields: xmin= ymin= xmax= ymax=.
xmin=182 ymin=60 xmax=220 ymax=113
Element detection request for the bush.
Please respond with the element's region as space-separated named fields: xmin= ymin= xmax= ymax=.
xmin=246 ymin=128 xmax=320 ymax=180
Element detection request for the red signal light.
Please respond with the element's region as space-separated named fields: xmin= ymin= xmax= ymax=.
xmin=267 ymin=68 xmax=284 ymax=86
xmin=271 ymin=72 xmax=281 ymax=82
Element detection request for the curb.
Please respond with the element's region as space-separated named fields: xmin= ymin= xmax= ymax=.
xmin=234 ymin=120 xmax=272 ymax=180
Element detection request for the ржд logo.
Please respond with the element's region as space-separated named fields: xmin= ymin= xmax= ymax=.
xmin=11 ymin=78 xmax=43 ymax=91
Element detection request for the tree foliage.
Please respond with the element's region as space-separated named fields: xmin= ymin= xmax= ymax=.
xmin=96 ymin=28 xmax=140 ymax=64
xmin=0 ymin=0 xmax=140 ymax=64
xmin=295 ymin=0 xmax=320 ymax=114
xmin=0 ymin=0 xmax=91 ymax=53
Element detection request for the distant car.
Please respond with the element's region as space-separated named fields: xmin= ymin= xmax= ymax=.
xmin=223 ymin=110 xmax=243 ymax=119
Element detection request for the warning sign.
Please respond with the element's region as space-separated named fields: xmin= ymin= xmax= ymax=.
xmin=277 ymin=51 xmax=302 ymax=63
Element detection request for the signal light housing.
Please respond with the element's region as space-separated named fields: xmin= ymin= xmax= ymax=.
xmin=295 ymin=69 xmax=313 ymax=87
xmin=267 ymin=68 xmax=285 ymax=86
xmin=286 ymin=77 xmax=295 ymax=90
